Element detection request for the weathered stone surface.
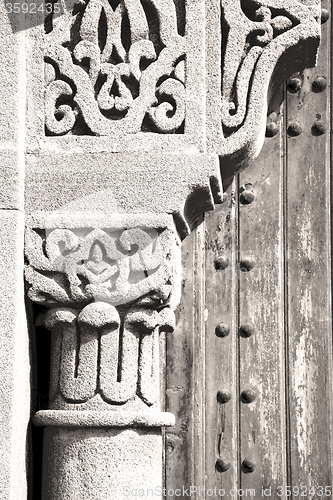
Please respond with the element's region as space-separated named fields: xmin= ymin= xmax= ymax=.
xmin=0 ymin=7 xmax=25 ymax=211
xmin=25 ymin=213 xmax=181 ymax=308
xmin=34 ymin=303 xmax=176 ymax=412
xmin=34 ymin=410 xmax=175 ymax=427
xmin=25 ymin=153 xmax=222 ymax=238
xmin=0 ymin=211 xmax=29 ymax=500
xmin=41 ymin=427 xmax=162 ymax=500
xmin=206 ymin=0 xmax=321 ymax=176
xmin=0 ymin=151 xmax=24 ymax=210
xmin=0 ymin=10 xmax=28 ymax=496
xmin=26 ymin=0 xmax=205 ymax=150
xmin=0 ymin=7 xmax=25 ymax=145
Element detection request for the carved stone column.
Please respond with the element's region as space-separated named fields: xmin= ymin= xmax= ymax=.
xmin=25 ymin=214 xmax=180 ymax=498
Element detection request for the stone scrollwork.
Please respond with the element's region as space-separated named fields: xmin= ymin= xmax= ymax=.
xmin=219 ymin=0 xmax=320 ymax=166
xmin=44 ymin=0 xmax=186 ymax=135
xmin=25 ymin=218 xmax=179 ymax=308
xmin=26 ymin=214 xmax=180 ymax=425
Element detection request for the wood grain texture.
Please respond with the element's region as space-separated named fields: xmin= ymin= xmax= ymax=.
xmin=285 ymin=0 xmax=333 ymax=491
xmin=238 ymin=124 xmax=287 ymax=494
xmin=165 ymin=220 xmax=206 ymax=498
xmin=204 ymin=180 xmax=239 ymax=498
xmin=165 ymin=2 xmax=333 ymax=495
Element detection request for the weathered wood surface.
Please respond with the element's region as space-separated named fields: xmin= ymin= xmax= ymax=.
xmin=204 ymin=181 xmax=238 ymax=498
xmin=238 ymin=124 xmax=287 ymax=495
xmin=165 ymin=220 xmax=206 ymax=496
xmin=166 ymin=3 xmax=332 ymax=497
xmin=285 ymin=0 xmax=332 ymax=491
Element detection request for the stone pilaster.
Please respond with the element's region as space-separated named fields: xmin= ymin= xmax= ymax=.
xmin=0 ymin=4 xmax=29 ymax=500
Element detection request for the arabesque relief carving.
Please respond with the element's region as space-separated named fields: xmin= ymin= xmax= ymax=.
xmin=209 ymin=0 xmax=320 ymax=171
xmin=25 ymin=225 xmax=176 ymax=306
xmin=44 ymin=0 xmax=186 ymax=135
xmin=221 ymin=0 xmax=317 ymax=133
xmin=25 ymin=214 xmax=180 ymax=418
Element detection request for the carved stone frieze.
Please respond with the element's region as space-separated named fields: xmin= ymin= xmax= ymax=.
xmin=25 ymin=213 xmax=180 ymax=308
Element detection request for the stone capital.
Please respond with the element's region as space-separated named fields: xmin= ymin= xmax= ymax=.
xmin=25 ymin=213 xmax=180 ymax=419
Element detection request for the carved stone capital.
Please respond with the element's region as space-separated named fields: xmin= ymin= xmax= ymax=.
xmin=25 ymin=213 xmax=180 ymax=428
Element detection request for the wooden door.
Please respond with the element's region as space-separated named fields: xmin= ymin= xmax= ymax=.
xmin=165 ymin=1 xmax=333 ymax=497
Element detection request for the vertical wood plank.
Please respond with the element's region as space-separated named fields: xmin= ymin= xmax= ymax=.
xmin=285 ymin=0 xmax=333 ymax=491
xmin=165 ymin=221 xmax=206 ymax=498
xmin=204 ymin=180 xmax=239 ymax=498
xmin=238 ymin=122 xmax=288 ymax=494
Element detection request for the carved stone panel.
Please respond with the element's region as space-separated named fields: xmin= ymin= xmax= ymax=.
xmin=25 ymin=213 xmax=180 ymax=308
xmin=26 ymin=0 xmax=205 ymax=153
xmin=44 ymin=0 xmax=186 ymax=136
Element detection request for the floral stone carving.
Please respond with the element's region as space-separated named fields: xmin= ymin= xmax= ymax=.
xmin=25 ymin=215 xmax=179 ymax=307
xmin=26 ymin=214 xmax=180 ymax=426
xmin=207 ymin=0 xmax=320 ymax=173
xmin=221 ymin=0 xmax=320 ymax=134
xmin=44 ymin=0 xmax=186 ymax=135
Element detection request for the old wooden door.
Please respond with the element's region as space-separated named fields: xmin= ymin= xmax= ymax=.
xmin=165 ymin=1 xmax=333 ymax=497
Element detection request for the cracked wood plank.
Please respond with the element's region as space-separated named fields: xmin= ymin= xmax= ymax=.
xmin=285 ymin=0 xmax=333 ymax=490
xmin=238 ymin=121 xmax=287 ymax=494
